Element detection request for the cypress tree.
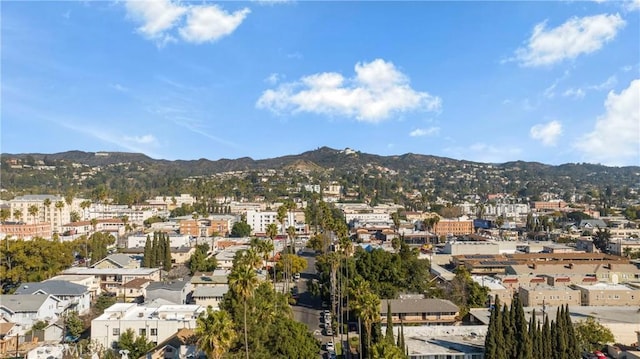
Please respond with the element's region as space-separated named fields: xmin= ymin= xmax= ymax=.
xmin=514 ymin=296 xmax=532 ymax=359
xmin=564 ymin=304 xmax=579 ymax=359
xmin=529 ymin=310 xmax=537 ymax=359
xmin=142 ymin=235 xmax=151 ymax=268
xmin=501 ymin=304 xmax=514 ymax=359
xmin=151 ymin=236 xmax=158 ymax=267
xmin=163 ymin=236 xmax=172 ymax=271
xmin=543 ymin=315 xmax=552 ymax=359
xmin=485 ymin=299 xmax=499 ymax=359
xmin=555 ymin=307 xmax=567 ymax=359
xmin=385 ymin=301 xmax=394 ymax=344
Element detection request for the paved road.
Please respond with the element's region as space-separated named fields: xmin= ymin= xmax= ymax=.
xmin=292 ymin=248 xmax=335 ymax=356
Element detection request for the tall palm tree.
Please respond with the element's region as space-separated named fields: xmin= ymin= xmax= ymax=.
xmin=266 ymin=223 xmax=279 ymax=288
xmin=286 ymin=225 xmax=297 ymax=292
xmin=55 ymin=201 xmax=65 ymax=228
xmin=12 ymin=209 xmax=23 ymax=223
xmin=28 ymin=205 xmax=39 ymax=225
xmin=228 ymin=264 xmax=259 ymax=359
xmin=358 ymin=291 xmax=381 ymax=359
xmin=80 ymin=200 xmax=91 ymax=220
xmin=195 ymin=307 xmax=237 ymax=359
xmin=43 ymin=198 xmax=51 ymax=226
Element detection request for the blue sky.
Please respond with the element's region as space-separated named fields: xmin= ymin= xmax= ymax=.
xmin=2 ymin=0 xmax=639 ymax=166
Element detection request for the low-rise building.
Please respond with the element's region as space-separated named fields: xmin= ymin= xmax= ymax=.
xmin=0 ymin=222 xmax=52 ymax=240
xmin=574 ymin=283 xmax=640 ymax=306
xmin=145 ymin=279 xmax=192 ymax=305
xmin=386 ymin=325 xmax=486 ymax=359
xmin=518 ymin=285 xmax=581 ymax=307
xmin=433 ymin=219 xmax=474 ymax=236
xmin=91 ymin=303 xmax=205 ymax=349
xmin=0 ymin=295 xmax=61 ymax=329
xmin=92 ymin=254 xmax=139 ymax=269
xmin=48 ymin=274 xmax=101 ymax=299
xmin=59 ymin=267 xmax=161 ymax=294
xmin=380 ymin=298 xmax=459 ymax=325
xmin=472 ymin=276 xmax=513 ymax=306
xmin=14 ymin=281 xmax=91 ymax=315
xmin=191 ymin=285 xmax=229 ymax=309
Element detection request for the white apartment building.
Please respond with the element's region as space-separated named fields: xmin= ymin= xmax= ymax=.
xmin=126 ymin=234 xmax=192 ymax=249
xmin=87 ymin=204 xmax=156 ymax=226
xmin=146 ymin=194 xmax=196 ymax=210
xmin=91 ymin=303 xmax=205 ymax=349
xmin=246 ymin=210 xmax=295 ymax=234
xmin=8 ymin=195 xmax=85 ymax=233
xmin=344 ymin=212 xmax=390 ymax=224
xmin=458 ymin=202 xmax=531 ymax=220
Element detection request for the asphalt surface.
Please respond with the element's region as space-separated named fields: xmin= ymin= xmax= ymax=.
xmin=292 ymin=248 xmax=335 ymax=357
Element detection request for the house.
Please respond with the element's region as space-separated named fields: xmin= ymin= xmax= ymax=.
xmin=59 ymin=267 xmax=161 ymax=294
xmin=0 ymin=322 xmax=18 ymax=356
xmin=145 ymin=328 xmax=202 ymax=359
xmin=115 ymin=278 xmax=152 ymax=303
xmin=91 ymin=254 xmax=139 ymax=269
xmin=190 ymin=269 xmax=231 ymax=288
xmin=191 ymin=285 xmax=229 ymax=309
xmin=48 ymin=274 xmax=101 ymax=300
xmin=0 ymin=295 xmax=61 ymax=329
xmin=578 ymin=219 xmax=608 ymax=232
xmin=380 ymin=298 xmax=459 ymax=325
xmin=14 ymin=281 xmax=91 ymax=315
xmin=91 ymin=303 xmax=205 ymax=350
xmin=145 ymin=279 xmax=193 ymax=305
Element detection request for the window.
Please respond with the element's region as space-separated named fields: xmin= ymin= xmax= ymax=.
xmin=151 ymin=328 xmax=157 ymax=336
xmin=139 ymin=328 xmax=146 ymax=336
xmin=112 ymin=328 xmax=119 ymax=335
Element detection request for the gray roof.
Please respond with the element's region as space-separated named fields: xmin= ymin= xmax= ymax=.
xmin=94 ymin=253 xmax=135 ymax=268
xmin=578 ymin=219 xmax=607 ymax=228
xmin=192 ymin=285 xmax=229 ymax=298
xmin=15 ymin=281 xmax=88 ymax=296
xmin=0 ymin=294 xmax=57 ymax=313
xmin=380 ymin=298 xmax=459 ymax=315
xmin=147 ymin=279 xmax=191 ymax=292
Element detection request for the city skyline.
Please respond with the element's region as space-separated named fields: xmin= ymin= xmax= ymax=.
xmin=2 ymin=0 xmax=639 ymax=166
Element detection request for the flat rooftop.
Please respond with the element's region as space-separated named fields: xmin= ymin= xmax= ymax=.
xmin=382 ymin=325 xmax=487 ymax=356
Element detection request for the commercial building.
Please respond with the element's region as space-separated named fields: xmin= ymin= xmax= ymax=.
xmin=574 ymin=283 xmax=640 ymax=306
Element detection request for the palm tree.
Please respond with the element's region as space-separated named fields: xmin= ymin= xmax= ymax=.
xmin=195 ymin=307 xmax=237 ymax=359
xmin=0 ymin=209 xmax=9 ymax=223
xmin=80 ymin=200 xmax=91 ymax=220
xmin=286 ymin=225 xmax=297 ymax=292
xmin=28 ymin=205 xmax=39 ymax=225
xmin=266 ymin=223 xmax=279 ymax=288
xmin=228 ymin=264 xmax=259 ymax=359
xmin=55 ymin=201 xmax=65 ymax=228
xmin=13 ymin=209 xmax=23 ymax=223
xmin=358 ymin=291 xmax=381 ymax=359
xmin=43 ymin=198 xmax=51 ymax=226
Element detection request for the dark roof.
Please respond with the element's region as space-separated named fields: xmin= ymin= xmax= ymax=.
xmin=146 ymin=278 xmax=191 ymax=292
xmin=380 ymin=298 xmax=459 ymax=314
xmin=14 ymin=281 xmax=88 ymax=296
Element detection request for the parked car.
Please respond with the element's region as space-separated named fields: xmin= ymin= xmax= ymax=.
xmin=325 ymin=341 xmax=335 ymax=352
xmin=293 ymin=273 xmax=301 ymax=281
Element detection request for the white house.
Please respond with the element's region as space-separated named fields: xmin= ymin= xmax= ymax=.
xmin=91 ymin=303 xmax=205 ymax=349
xmin=0 ymin=295 xmax=61 ymax=329
xmin=14 ymin=281 xmax=92 ymax=315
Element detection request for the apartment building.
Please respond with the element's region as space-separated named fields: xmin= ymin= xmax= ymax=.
xmin=91 ymin=303 xmax=205 ymax=349
xmin=575 ymin=283 xmax=640 ymax=306
xmin=518 ymin=285 xmax=581 ymax=307
xmin=433 ymin=219 xmax=474 ymax=236
xmin=0 ymin=222 xmax=52 ymax=240
xmin=380 ymin=298 xmax=460 ymax=325
xmin=60 ymin=267 xmax=161 ymax=294
xmin=246 ymin=210 xmax=295 ymax=234
xmin=7 ymin=195 xmax=84 ymax=233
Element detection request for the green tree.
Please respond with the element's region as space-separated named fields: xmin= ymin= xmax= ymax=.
xmin=117 ymin=328 xmax=154 ymax=359
xmin=196 ymin=307 xmax=237 ymax=359
xmin=231 ymin=221 xmax=252 ymax=237
xmin=228 ymin=263 xmax=259 ymax=359
xmin=163 ymin=236 xmax=172 ymax=271
xmin=94 ymin=294 xmax=116 ymax=315
xmin=574 ymin=317 xmax=615 ymax=352
xmin=0 ymin=208 xmax=9 ymax=223
xmin=188 ymin=243 xmax=218 ymax=275
xmin=372 ymin=340 xmax=407 ymax=359
xmin=142 ymin=235 xmax=152 ymax=268
xmin=65 ymin=311 xmax=84 ymax=338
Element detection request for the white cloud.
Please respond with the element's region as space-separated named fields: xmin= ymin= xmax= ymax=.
xmin=530 ymin=120 xmax=563 ymax=146
xmin=178 ymin=5 xmax=250 ymax=44
xmin=588 ymin=75 xmax=617 ymax=91
xmin=256 ymin=59 xmax=442 ymax=122
xmin=562 ymin=88 xmax=586 ymax=99
xmin=627 ymin=0 xmax=640 ymax=11
xmin=513 ymin=13 xmax=625 ymax=67
xmin=123 ymin=134 xmax=157 ymax=145
xmin=621 ymin=65 xmax=633 ymax=72
xmin=574 ymin=79 xmax=640 ymax=166
xmin=265 ymin=73 xmax=282 ymax=85
xmin=409 ymin=127 xmax=440 ymax=137
xmin=124 ymin=0 xmax=186 ymax=44
xmin=123 ymin=0 xmax=248 ymax=45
